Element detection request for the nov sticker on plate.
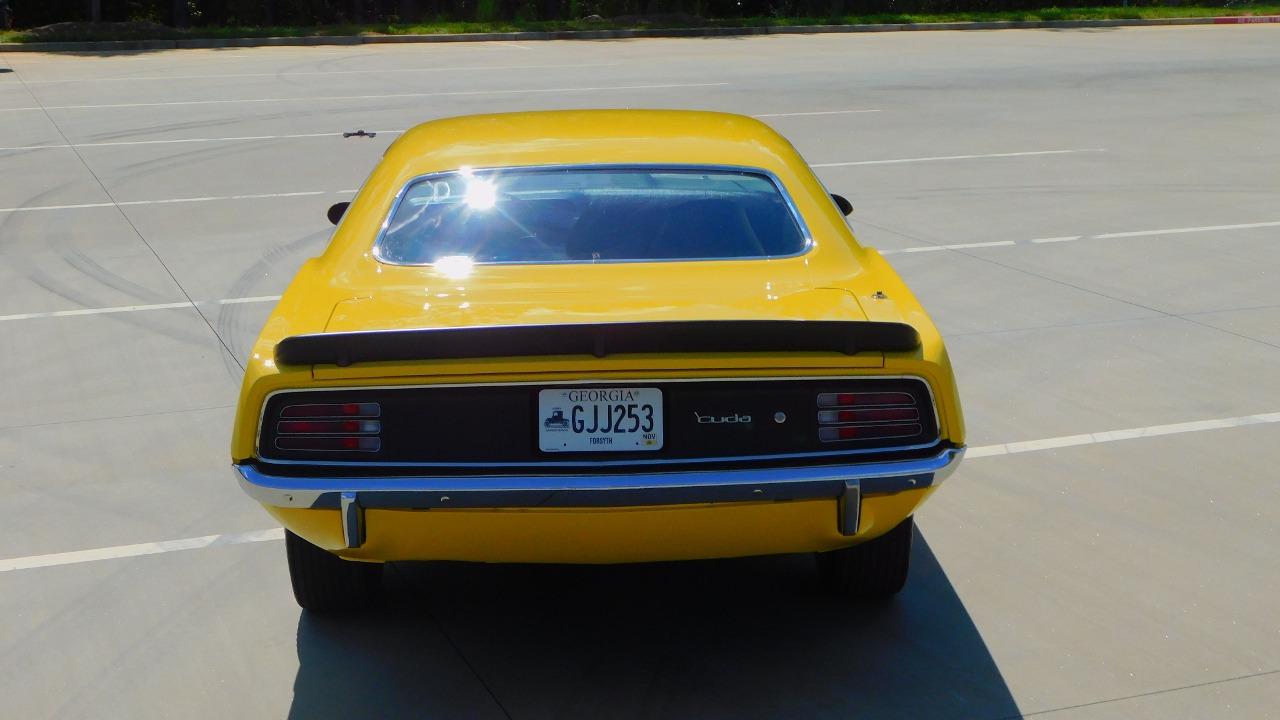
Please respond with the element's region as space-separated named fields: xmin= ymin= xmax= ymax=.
xmin=538 ymin=387 xmax=664 ymax=452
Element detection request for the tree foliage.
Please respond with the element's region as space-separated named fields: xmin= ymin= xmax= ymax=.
xmin=8 ymin=0 xmax=1243 ymax=27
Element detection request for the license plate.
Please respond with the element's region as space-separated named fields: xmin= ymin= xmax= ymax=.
xmin=538 ymin=387 xmax=663 ymax=452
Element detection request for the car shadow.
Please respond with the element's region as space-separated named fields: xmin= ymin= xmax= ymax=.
xmin=290 ymin=528 xmax=1021 ymax=719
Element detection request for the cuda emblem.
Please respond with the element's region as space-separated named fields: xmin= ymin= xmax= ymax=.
xmin=694 ymin=412 xmax=752 ymax=425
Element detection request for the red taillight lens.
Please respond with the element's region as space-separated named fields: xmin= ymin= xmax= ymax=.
xmin=280 ymin=403 xmax=380 ymax=418
xmin=275 ymin=402 xmax=382 ymax=453
xmin=817 ymin=408 xmax=919 ymax=424
xmin=818 ymin=424 xmax=922 ymax=442
xmin=277 ymin=420 xmax=380 ymax=434
xmin=275 ymin=436 xmax=381 ymax=452
xmin=816 ymin=392 xmax=914 ymax=408
xmin=817 ymin=389 xmax=924 ymax=443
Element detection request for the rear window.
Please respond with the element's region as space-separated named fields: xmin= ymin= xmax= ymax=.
xmin=373 ymin=166 xmax=809 ymax=265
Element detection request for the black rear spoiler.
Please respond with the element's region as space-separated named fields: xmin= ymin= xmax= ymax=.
xmin=274 ymin=320 xmax=920 ymax=367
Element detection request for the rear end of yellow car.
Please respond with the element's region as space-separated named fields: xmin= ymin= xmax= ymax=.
xmin=230 ymin=110 xmax=965 ymax=611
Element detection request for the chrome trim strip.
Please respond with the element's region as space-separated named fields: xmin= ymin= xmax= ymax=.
xmin=369 ymin=163 xmax=816 ymax=267
xmin=254 ymin=375 xmax=943 ymax=467
xmin=234 ymin=447 xmax=963 ymax=511
xmin=259 ymin=442 xmax=944 ymax=468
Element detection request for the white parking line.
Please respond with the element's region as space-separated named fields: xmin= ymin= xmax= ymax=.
xmin=966 ymin=411 xmax=1280 ymax=458
xmin=18 ymin=62 xmax=614 ymax=84
xmin=879 ymin=220 xmax=1280 ymax=255
xmin=1029 ymin=235 xmax=1083 ymax=244
xmin=3 ymin=409 xmax=1277 ymax=573
xmin=218 ymin=295 xmax=283 ymax=305
xmin=894 ymin=240 xmax=1016 ymax=253
xmin=0 ymin=108 xmax=883 ymax=151
xmin=813 ymin=148 xmax=1105 ymax=167
xmin=1094 ymin=221 xmax=1280 ymax=239
xmin=0 ymin=131 xmax=404 ymax=151
xmin=753 ymin=109 xmax=882 ymax=118
xmin=0 ymin=190 xmax=336 ymax=214
xmin=0 ymin=528 xmax=284 ymax=573
xmin=0 ymin=295 xmax=281 ymax=323
xmin=0 ymin=209 xmax=1274 ymax=320
xmin=0 ymin=302 xmax=196 ymax=322
xmin=0 ymin=82 xmax=730 ymax=111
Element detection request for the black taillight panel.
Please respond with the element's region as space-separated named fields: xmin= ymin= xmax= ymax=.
xmin=257 ymin=378 xmax=939 ymax=464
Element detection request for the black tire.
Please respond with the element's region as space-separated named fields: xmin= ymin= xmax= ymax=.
xmin=816 ymin=515 xmax=914 ymax=601
xmin=285 ymin=530 xmax=383 ymax=612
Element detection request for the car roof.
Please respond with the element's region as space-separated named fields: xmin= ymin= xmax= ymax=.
xmin=382 ymin=110 xmax=804 ymax=178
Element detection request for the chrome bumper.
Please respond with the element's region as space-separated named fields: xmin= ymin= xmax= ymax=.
xmin=236 ymin=447 xmax=963 ymax=548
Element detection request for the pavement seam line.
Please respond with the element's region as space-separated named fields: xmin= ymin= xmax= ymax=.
xmin=390 ymin=564 xmax=518 ymax=720
xmin=3 ymin=408 xmax=1278 ymax=573
xmin=995 ymin=668 xmax=1280 ymax=719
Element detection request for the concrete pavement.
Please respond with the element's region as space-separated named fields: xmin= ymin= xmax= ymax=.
xmin=1 ymin=26 xmax=1278 ymax=719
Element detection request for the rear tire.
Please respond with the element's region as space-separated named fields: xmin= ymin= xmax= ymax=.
xmin=285 ymin=530 xmax=382 ymax=612
xmin=816 ymin=515 xmax=913 ymax=601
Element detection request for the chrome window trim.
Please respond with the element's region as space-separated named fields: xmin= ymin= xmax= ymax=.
xmin=253 ymin=375 xmax=942 ymax=467
xmin=369 ymin=163 xmax=816 ymax=267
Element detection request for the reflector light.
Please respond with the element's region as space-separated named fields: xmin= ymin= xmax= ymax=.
xmin=280 ymin=403 xmax=380 ymax=418
xmin=818 ymin=424 xmax=922 ymax=442
xmin=817 ymin=408 xmax=919 ymax=424
xmin=276 ymin=436 xmax=382 ymax=452
xmin=277 ymin=420 xmax=380 ymax=434
xmin=816 ymin=392 xmax=914 ymax=408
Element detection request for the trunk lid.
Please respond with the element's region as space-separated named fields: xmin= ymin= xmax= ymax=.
xmin=309 ymin=263 xmax=884 ymax=379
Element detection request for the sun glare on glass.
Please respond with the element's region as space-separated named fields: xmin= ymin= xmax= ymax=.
xmin=463 ymin=178 xmax=498 ymax=210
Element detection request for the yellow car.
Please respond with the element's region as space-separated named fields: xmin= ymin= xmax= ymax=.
xmin=231 ymin=110 xmax=965 ymax=611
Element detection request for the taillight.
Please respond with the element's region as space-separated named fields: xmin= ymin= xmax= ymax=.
xmin=818 ymin=424 xmax=922 ymax=442
xmin=277 ymin=419 xmax=380 ymax=434
xmin=275 ymin=402 xmax=382 ymax=452
xmin=817 ymin=408 xmax=919 ymax=424
xmin=280 ymin=403 xmax=380 ymax=418
xmin=817 ymin=392 xmax=922 ymax=443
xmin=276 ymin=436 xmax=381 ymax=452
xmin=816 ymin=392 xmax=914 ymax=408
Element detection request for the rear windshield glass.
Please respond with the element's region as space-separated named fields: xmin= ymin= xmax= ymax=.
xmin=374 ymin=167 xmax=808 ymax=265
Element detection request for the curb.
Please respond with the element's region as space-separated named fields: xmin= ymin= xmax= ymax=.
xmin=1 ymin=15 xmax=1277 ymax=52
